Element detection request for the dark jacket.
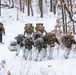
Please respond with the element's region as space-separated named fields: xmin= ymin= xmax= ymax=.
xmin=0 ymin=26 xmax=5 ymax=34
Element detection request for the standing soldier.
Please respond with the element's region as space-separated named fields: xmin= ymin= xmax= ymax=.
xmin=35 ymin=23 xmax=47 ymax=35
xmin=0 ymin=22 xmax=5 ymax=44
xmin=24 ymin=23 xmax=34 ymax=38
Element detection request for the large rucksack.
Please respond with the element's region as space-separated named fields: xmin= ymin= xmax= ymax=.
xmin=35 ymin=38 xmax=43 ymax=51
xmin=15 ymin=34 xmax=24 ymax=45
xmin=33 ymin=31 xmax=41 ymax=40
xmin=24 ymin=23 xmax=34 ymax=35
xmin=45 ymin=32 xmax=56 ymax=44
xmin=35 ymin=24 xmax=45 ymax=33
xmin=24 ymin=37 xmax=33 ymax=50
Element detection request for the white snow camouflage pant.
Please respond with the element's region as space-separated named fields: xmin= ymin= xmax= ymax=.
xmin=16 ymin=45 xmax=25 ymax=57
xmin=33 ymin=47 xmax=47 ymax=61
xmin=46 ymin=45 xmax=54 ymax=59
xmin=63 ymin=47 xmax=71 ymax=59
xmin=25 ymin=49 xmax=32 ymax=60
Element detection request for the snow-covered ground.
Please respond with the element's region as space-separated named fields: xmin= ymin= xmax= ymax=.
xmin=0 ymin=8 xmax=76 ymax=75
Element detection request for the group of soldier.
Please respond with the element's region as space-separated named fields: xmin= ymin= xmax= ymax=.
xmin=15 ymin=23 xmax=76 ymax=61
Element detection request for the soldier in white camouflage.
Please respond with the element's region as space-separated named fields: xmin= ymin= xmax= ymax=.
xmin=24 ymin=36 xmax=34 ymax=60
xmin=45 ymin=32 xmax=60 ymax=59
xmin=61 ymin=32 xmax=76 ymax=59
xmin=15 ymin=34 xmax=25 ymax=57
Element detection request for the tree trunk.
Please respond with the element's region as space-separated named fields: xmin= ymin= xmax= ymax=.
xmin=25 ymin=0 xmax=28 ymax=6
xmin=40 ymin=0 xmax=43 ymax=17
xmin=17 ymin=8 xmax=19 ymax=21
xmin=61 ymin=0 xmax=65 ymax=34
xmin=27 ymin=0 xmax=30 ymax=16
xmin=67 ymin=0 xmax=70 ymax=8
xmin=19 ymin=0 xmax=22 ymax=11
xmin=69 ymin=0 xmax=73 ymax=16
xmin=11 ymin=0 xmax=14 ymax=8
xmin=39 ymin=0 xmax=41 ymax=12
xmin=53 ymin=0 xmax=57 ymax=14
xmin=73 ymin=22 xmax=75 ymax=34
xmin=30 ymin=0 xmax=33 ymax=16
xmin=64 ymin=4 xmax=67 ymax=33
xmin=0 ymin=0 xmax=1 ymax=16
xmin=22 ymin=0 xmax=25 ymax=13
xmin=53 ymin=4 xmax=56 ymax=14
xmin=50 ymin=0 xmax=53 ymax=12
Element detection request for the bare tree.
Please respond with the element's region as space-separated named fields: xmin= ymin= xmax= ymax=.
xmin=50 ymin=0 xmax=53 ymax=12
xmin=39 ymin=0 xmax=43 ymax=17
xmin=19 ymin=0 xmax=22 ymax=11
xmin=30 ymin=0 xmax=33 ymax=16
xmin=64 ymin=3 xmax=67 ymax=33
xmin=59 ymin=0 xmax=76 ymax=34
xmin=64 ymin=4 xmax=76 ymax=34
xmin=27 ymin=0 xmax=30 ymax=16
xmin=0 ymin=0 xmax=1 ymax=16
xmin=11 ymin=0 xmax=14 ymax=8
xmin=17 ymin=7 xmax=19 ymax=21
xmin=61 ymin=0 xmax=65 ymax=34
xmin=53 ymin=0 xmax=57 ymax=14
xmin=22 ymin=0 xmax=25 ymax=13
xmin=69 ymin=0 xmax=73 ymax=15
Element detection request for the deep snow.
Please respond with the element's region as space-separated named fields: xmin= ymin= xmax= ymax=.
xmin=0 ymin=7 xmax=76 ymax=75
